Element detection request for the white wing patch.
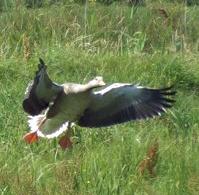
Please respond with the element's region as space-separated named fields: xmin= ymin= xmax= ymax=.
xmin=28 ymin=114 xmax=45 ymax=132
xmin=94 ymin=83 xmax=131 ymax=95
xmin=28 ymin=115 xmax=75 ymax=139
xmin=37 ymin=122 xmax=69 ymax=139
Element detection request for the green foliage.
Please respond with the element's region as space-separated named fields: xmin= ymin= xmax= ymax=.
xmin=187 ymin=0 xmax=199 ymax=5
xmin=25 ymin=0 xmax=43 ymax=8
xmin=150 ymin=0 xmax=199 ymax=5
xmin=167 ymin=0 xmax=199 ymax=5
xmin=0 ymin=51 xmax=199 ymax=194
xmin=0 ymin=1 xmax=199 ymax=195
xmin=0 ymin=0 xmax=14 ymax=11
xmin=0 ymin=3 xmax=199 ymax=56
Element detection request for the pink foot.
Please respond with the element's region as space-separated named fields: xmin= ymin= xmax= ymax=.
xmin=59 ymin=135 xmax=73 ymax=150
xmin=23 ymin=132 xmax=39 ymax=144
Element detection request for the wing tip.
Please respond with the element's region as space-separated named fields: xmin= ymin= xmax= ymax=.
xmin=159 ymin=85 xmax=176 ymax=96
xmin=38 ymin=58 xmax=47 ymax=70
xmin=147 ymin=85 xmax=176 ymax=116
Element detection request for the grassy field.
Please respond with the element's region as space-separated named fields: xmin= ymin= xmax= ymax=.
xmin=0 ymin=1 xmax=199 ymax=194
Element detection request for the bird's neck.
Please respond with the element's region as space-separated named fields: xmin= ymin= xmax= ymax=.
xmin=52 ymin=83 xmax=63 ymax=93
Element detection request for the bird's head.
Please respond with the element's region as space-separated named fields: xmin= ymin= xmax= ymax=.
xmin=88 ymin=76 xmax=106 ymax=88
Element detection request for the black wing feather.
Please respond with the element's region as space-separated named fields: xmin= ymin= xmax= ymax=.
xmin=78 ymin=85 xmax=176 ymax=127
xmin=22 ymin=59 xmax=50 ymax=115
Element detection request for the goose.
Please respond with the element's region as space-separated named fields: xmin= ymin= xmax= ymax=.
xmin=23 ymin=58 xmax=176 ymax=149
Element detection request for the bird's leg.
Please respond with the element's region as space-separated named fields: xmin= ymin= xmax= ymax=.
xmin=23 ymin=117 xmax=47 ymax=144
xmin=58 ymin=122 xmax=73 ymax=150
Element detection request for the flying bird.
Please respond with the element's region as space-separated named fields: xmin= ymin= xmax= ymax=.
xmin=23 ymin=58 xmax=175 ymax=149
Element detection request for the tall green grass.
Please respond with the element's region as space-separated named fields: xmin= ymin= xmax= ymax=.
xmin=0 ymin=2 xmax=199 ymax=195
xmin=0 ymin=2 xmax=199 ymax=56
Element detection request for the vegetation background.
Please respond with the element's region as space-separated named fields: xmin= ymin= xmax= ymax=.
xmin=0 ymin=0 xmax=199 ymax=194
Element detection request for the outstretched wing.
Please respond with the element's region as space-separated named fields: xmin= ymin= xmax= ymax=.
xmin=78 ymin=83 xmax=176 ymax=127
xmin=22 ymin=58 xmax=62 ymax=116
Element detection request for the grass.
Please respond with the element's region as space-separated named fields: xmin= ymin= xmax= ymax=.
xmin=0 ymin=1 xmax=199 ymax=195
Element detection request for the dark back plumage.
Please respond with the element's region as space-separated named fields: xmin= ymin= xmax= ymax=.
xmin=23 ymin=59 xmax=51 ymax=115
